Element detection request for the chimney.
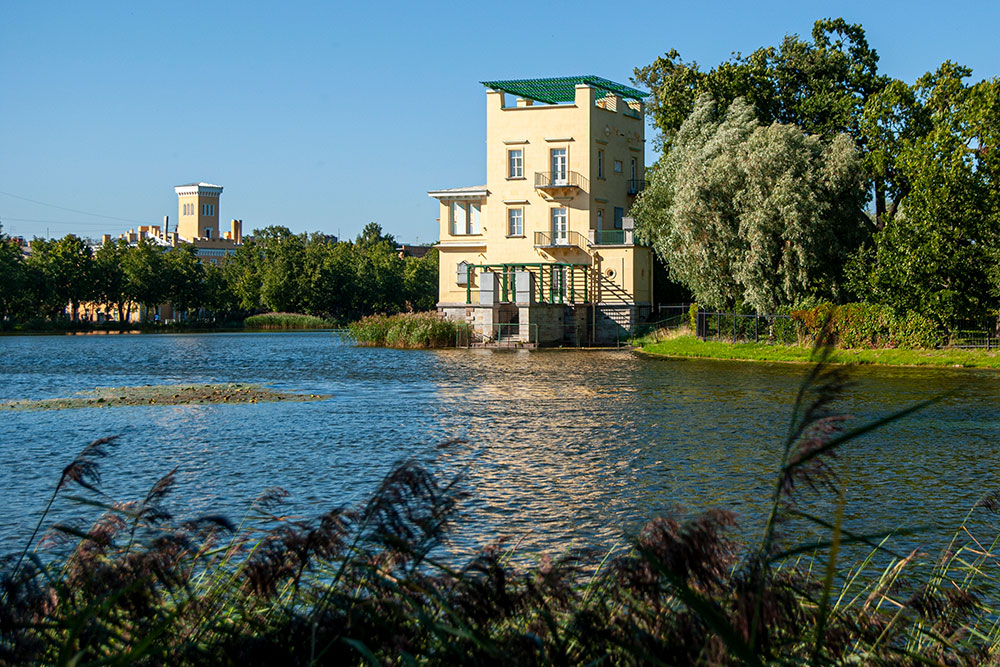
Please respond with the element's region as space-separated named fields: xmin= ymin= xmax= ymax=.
xmin=231 ymin=219 xmax=243 ymax=244
xmin=101 ymin=234 xmax=111 ymax=245
xmin=163 ymin=215 xmax=170 ymax=234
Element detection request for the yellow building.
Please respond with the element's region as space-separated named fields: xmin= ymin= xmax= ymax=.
xmin=429 ymin=75 xmax=653 ymax=345
xmin=85 ymin=182 xmax=246 ymax=323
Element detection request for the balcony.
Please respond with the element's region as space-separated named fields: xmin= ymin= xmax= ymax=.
xmin=589 ymin=229 xmax=634 ymax=246
xmin=534 ymin=230 xmax=587 ymax=250
xmin=534 ymin=170 xmax=588 ymax=197
xmin=627 ymin=178 xmax=647 ymax=195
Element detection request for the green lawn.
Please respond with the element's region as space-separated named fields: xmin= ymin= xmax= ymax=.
xmin=639 ymin=334 xmax=1000 ymax=369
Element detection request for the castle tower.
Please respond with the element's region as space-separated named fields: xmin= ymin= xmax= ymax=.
xmin=174 ymin=182 xmax=223 ymax=240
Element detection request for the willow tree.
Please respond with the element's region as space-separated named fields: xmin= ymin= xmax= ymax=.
xmin=633 ymin=95 xmax=869 ymax=313
xmin=635 ymin=19 xmax=888 ymax=222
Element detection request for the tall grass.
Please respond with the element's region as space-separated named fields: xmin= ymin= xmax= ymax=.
xmin=244 ymin=312 xmax=335 ymax=330
xmin=5 ymin=335 xmax=1000 ymax=664
xmin=349 ymin=311 xmax=460 ymax=348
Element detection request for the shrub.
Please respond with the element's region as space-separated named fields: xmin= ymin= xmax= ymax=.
xmin=789 ymin=303 xmax=942 ymax=349
xmin=349 ymin=311 xmax=460 ymax=348
xmin=244 ymin=312 xmax=334 ymax=329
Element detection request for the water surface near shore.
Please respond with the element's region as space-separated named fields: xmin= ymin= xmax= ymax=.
xmin=2 ymin=331 xmax=998 ymax=558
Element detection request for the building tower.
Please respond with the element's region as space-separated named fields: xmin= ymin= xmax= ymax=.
xmin=174 ymin=182 xmax=223 ymax=240
xmin=428 ymin=75 xmax=652 ymax=345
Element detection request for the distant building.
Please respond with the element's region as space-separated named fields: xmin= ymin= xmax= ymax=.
xmin=397 ymin=244 xmax=432 ymax=259
xmin=428 ymin=75 xmax=653 ymax=345
xmin=111 ymin=182 xmax=243 ymax=268
xmin=81 ymin=182 xmax=246 ymax=323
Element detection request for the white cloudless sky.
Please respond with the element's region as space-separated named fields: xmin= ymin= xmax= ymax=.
xmin=1 ymin=0 xmax=997 ymax=244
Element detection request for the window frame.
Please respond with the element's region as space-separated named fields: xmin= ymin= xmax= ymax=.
xmin=507 ymin=148 xmax=524 ymax=179
xmin=550 ymin=147 xmax=568 ymax=185
xmin=597 ymin=149 xmax=605 ymax=179
xmin=450 ymin=200 xmax=482 ymax=236
xmin=507 ymin=207 xmax=524 ymax=237
xmin=551 ymin=206 xmax=568 ymax=243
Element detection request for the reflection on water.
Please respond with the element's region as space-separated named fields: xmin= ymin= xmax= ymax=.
xmin=1 ymin=332 xmax=999 ymax=560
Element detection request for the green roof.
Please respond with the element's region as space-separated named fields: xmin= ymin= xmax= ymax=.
xmin=480 ymin=75 xmax=648 ymax=104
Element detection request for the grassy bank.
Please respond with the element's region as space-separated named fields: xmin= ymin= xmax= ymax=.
xmin=243 ymin=312 xmax=336 ymax=329
xmin=349 ymin=311 xmax=460 ymax=348
xmin=6 ymin=363 xmax=1000 ymax=663
xmin=640 ymin=333 xmax=1000 ymax=369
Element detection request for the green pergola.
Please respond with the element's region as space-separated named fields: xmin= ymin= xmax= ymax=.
xmin=466 ymin=262 xmax=590 ymax=305
xmin=480 ymin=75 xmax=648 ymax=105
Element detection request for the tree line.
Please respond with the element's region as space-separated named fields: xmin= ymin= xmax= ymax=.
xmin=0 ymin=222 xmax=438 ymax=327
xmin=633 ymin=18 xmax=1000 ymax=331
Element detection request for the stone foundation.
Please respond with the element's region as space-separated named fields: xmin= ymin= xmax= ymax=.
xmin=439 ymin=301 xmax=650 ymax=347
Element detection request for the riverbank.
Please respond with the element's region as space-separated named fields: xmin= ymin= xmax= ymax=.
xmin=2 ymin=312 xmax=338 ymax=335
xmin=638 ymin=334 xmax=1000 ymax=369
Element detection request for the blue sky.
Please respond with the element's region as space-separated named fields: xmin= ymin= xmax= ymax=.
xmin=1 ymin=1 xmax=997 ymax=244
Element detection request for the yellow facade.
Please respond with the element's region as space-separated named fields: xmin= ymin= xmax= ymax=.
xmin=429 ymin=77 xmax=653 ymax=344
xmin=174 ymin=183 xmax=223 ymax=241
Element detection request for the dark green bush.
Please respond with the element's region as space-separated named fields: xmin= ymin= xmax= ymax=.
xmin=790 ymin=303 xmax=941 ymax=349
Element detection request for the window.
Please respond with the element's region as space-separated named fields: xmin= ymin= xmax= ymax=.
xmin=205 ymin=228 xmax=213 ymax=238
xmin=507 ymin=149 xmax=523 ymax=178
xmin=596 ymin=208 xmax=604 ymax=230
xmin=630 ymin=157 xmax=637 ymax=181
xmin=597 ymin=150 xmax=604 ymax=179
xmin=613 ymin=159 xmax=623 ymax=174
xmin=550 ymin=148 xmax=567 ymax=184
xmin=451 ymin=201 xmax=467 ymax=235
xmin=508 ymin=208 xmax=523 ymax=236
xmin=469 ymin=203 xmax=481 ymax=234
xmin=551 ymin=207 xmax=568 ymax=244
xmin=614 ymin=206 xmax=624 ymax=230
xmin=450 ymin=201 xmax=481 ymax=235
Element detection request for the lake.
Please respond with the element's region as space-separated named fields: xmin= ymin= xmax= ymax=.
xmin=2 ymin=331 xmax=999 ymax=561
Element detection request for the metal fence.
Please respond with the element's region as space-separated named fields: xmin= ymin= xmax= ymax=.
xmin=695 ymin=311 xmax=797 ymax=344
xmin=947 ymin=330 xmax=1000 ymax=349
xmin=638 ymin=305 xmax=800 ymax=345
xmin=456 ymin=322 xmax=538 ymax=348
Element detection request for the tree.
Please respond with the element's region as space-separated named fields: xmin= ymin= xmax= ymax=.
xmin=256 ymin=228 xmax=306 ymax=313
xmin=0 ymin=232 xmax=26 ymax=325
xmin=202 ymin=262 xmax=239 ymax=320
xmin=94 ymin=239 xmax=132 ymax=323
xmin=849 ymin=69 xmax=1000 ymax=327
xmin=635 ymin=18 xmax=889 ymax=222
xmin=356 ymin=222 xmax=395 ymax=249
xmin=301 ymin=235 xmax=353 ymax=320
xmin=633 ymin=95 xmax=868 ymax=313
xmin=164 ymin=243 xmax=206 ymax=315
xmin=635 ymin=19 xmax=882 ymax=146
xmin=122 ymin=239 xmax=168 ymax=322
xmin=352 ymin=229 xmax=405 ymax=316
xmin=403 ymin=248 xmax=438 ymax=312
xmin=23 ymin=235 xmax=95 ymax=321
